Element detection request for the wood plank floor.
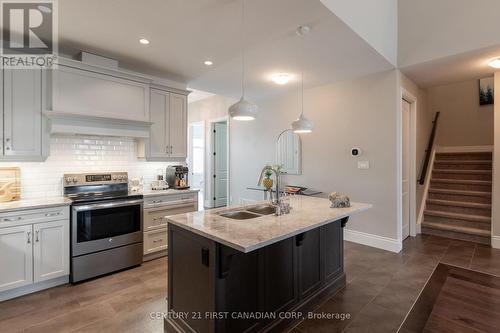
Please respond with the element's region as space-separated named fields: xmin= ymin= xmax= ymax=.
xmin=2 ymin=235 xmax=500 ymax=333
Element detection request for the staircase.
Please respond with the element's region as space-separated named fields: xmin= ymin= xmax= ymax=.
xmin=422 ymin=151 xmax=492 ymax=245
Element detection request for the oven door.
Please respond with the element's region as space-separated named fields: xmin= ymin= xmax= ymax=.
xmin=72 ymin=199 xmax=143 ymax=256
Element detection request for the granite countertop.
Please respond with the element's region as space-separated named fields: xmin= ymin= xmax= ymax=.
xmin=166 ymin=196 xmax=371 ymax=253
xmin=0 ymin=197 xmax=72 ymax=213
xmin=136 ymin=188 xmax=199 ymax=198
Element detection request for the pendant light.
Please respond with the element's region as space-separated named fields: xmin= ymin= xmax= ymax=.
xmin=228 ymin=0 xmax=258 ymax=121
xmin=291 ymin=26 xmax=314 ymax=133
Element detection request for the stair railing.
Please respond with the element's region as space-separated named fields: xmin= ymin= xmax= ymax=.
xmin=418 ymin=112 xmax=440 ymax=185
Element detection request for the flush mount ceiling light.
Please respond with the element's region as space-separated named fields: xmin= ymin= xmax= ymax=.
xmin=204 ymin=60 xmax=213 ymax=66
xmin=37 ymin=5 xmax=52 ymax=13
xmin=488 ymin=57 xmax=500 ymax=69
xmin=271 ymin=73 xmax=292 ymax=85
xmin=139 ymin=38 xmax=150 ymax=45
xmin=228 ymin=0 xmax=258 ymax=121
xmin=291 ymin=25 xmax=314 ymax=134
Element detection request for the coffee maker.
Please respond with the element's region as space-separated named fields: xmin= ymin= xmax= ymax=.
xmin=166 ymin=165 xmax=190 ymax=189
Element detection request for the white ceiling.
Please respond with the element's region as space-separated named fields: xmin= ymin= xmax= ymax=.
xmin=58 ymin=0 xmax=393 ymax=100
xmin=400 ymin=45 xmax=500 ymax=88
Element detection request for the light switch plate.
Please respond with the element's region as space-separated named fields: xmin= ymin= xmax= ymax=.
xmin=358 ymin=161 xmax=370 ymax=169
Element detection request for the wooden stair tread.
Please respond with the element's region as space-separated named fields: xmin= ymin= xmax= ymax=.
xmin=433 ymin=169 xmax=492 ymax=174
xmin=430 ymin=178 xmax=492 ymax=185
xmin=426 ymin=199 xmax=491 ymax=209
xmin=434 ymin=160 xmax=492 ymax=164
xmin=422 ymin=221 xmax=491 ymax=237
xmin=424 ymin=210 xmax=491 ymax=223
xmin=428 ymin=188 xmax=492 ymax=197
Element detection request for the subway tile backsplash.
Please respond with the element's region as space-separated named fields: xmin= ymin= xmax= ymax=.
xmin=1 ymin=135 xmax=178 ymax=199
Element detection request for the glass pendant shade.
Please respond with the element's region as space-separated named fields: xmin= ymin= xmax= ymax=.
xmin=228 ymin=97 xmax=258 ymax=121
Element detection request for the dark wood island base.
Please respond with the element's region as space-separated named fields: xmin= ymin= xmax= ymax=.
xmin=165 ymin=217 xmax=349 ymax=333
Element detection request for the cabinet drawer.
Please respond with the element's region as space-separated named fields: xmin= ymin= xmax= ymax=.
xmin=144 ymin=193 xmax=198 ymax=209
xmin=0 ymin=206 xmax=70 ymax=228
xmin=144 ymin=200 xmax=198 ymax=231
xmin=144 ymin=228 xmax=168 ymax=255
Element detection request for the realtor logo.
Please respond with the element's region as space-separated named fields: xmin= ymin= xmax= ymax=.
xmin=1 ymin=0 xmax=57 ymax=68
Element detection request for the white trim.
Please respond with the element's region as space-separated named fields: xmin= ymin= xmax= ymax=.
xmin=399 ymin=88 xmax=418 ymax=240
xmin=344 ymin=229 xmax=402 ymax=253
xmin=417 ymin=148 xmax=436 ymax=228
xmin=492 ymin=235 xmax=500 ymax=249
xmin=0 ymin=276 xmax=68 ymax=302
xmin=436 ymin=145 xmax=493 ymax=153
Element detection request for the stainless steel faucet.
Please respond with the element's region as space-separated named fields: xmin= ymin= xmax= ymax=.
xmin=257 ymin=165 xmax=291 ymax=216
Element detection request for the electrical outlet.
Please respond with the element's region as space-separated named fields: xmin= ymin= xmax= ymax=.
xmin=358 ymin=161 xmax=370 ymax=169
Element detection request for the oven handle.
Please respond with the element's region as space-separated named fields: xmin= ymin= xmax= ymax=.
xmin=73 ymin=199 xmax=144 ymax=212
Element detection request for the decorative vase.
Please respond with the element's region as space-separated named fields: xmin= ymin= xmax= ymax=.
xmin=263 ymin=178 xmax=273 ymax=190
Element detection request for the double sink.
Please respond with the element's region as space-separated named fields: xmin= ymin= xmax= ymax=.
xmin=219 ymin=204 xmax=276 ymax=220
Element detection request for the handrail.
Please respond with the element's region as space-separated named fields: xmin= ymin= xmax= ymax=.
xmin=418 ymin=112 xmax=440 ymax=185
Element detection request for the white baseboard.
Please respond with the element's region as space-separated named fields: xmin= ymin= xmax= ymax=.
xmin=436 ymin=145 xmax=493 ymax=153
xmin=492 ymin=235 xmax=500 ymax=249
xmin=0 ymin=276 xmax=69 ymax=302
xmin=344 ymin=229 xmax=402 ymax=253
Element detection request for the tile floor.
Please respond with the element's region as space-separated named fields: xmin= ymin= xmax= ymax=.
xmin=1 ymin=235 xmax=500 ymax=333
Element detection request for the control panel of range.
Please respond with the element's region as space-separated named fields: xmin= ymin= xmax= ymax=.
xmin=63 ymin=172 xmax=128 ymax=186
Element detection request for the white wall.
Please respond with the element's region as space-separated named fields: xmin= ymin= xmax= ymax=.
xmin=492 ymin=72 xmax=500 ymax=248
xmin=230 ymin=70 xmax=400 ymax=244
xmin=188 ymin=95 xmax=236 ymax=207
xmin=426 ymin=80 xmax=494 ymax=147
xmin=320 ymin=0 xmax=398 ymax=66
xmin=0 ymin=135 xmax=174 ymax=199
xmin=398 ymin=0 xmax=500 ymax=67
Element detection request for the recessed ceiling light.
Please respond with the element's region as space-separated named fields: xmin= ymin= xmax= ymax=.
xmin=204 ymin=60 xmax=213 ymax=66
xmin=139 ymin=38 xmax=150 ymax=45
xmin=488 ymin=57 xmax=500 ymax=69
xmin=271 ymin=73 xmax=292 ymax=85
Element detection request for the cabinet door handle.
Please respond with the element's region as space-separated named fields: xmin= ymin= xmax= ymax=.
xmin=27 ymin=231 xmax=31 ymax=244
xmin=45 ymin=212 xmax=61 ymax=217
xmin=35 ymin=230 xmax=40 ymax=242
xmin=153 ymin=239 xmax=163 ymax=243
xmin=3 ymin=216 xmax=22 ymax=222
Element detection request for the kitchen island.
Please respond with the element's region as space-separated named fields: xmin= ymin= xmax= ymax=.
xmin=165 ymin=196 xmax=371 ymax=333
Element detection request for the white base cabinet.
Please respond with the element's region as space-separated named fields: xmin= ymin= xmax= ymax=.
xmin=0 ymin=206 xmax=69 ymax=298
xmin=0 ymin=225 xmax=33 ymax=292
xmin=33 ymin=220 xmax=69 ymax=283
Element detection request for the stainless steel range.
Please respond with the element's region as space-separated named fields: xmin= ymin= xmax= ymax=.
xmin=64 ymin=172 xmax=143 ymax=283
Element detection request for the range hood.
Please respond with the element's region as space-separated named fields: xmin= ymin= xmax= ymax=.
xmin=44 ymin=111 xmax=152 ymax=138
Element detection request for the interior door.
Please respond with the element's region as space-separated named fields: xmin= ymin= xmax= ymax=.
xmin=149 ymin=89 xmax=169 ymax=158
xmin=33 ymin=220 xmax=69 ymax=282
xmin=213 ymin=122 xmax=228 ymax=207
xmin=3 ymin=69 xmax=42 ymax=157
xmin=169 ymin=93 xmax=187 ymax=159
xmin=0 ymin=225 xmax=33 ymax=292
xmin=402 ymin=99 xmax=411 ymax=240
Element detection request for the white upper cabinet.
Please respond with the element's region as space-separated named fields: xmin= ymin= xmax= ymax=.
xmin=0 ymin=225 xmax=33 ymax=292
xmin=169 ymin=93 xmax=187 ymax=159
xmin=146 ymin=88 xmax=188 ymax=161
xmin=33 ymin=220 xmax=69 ymax=283
xmin=1 ymin=69 xmax=47 ymax=161
xmin=149 ymin=89 xmax=170 ymax=158
xmin=51 ymin=64 xmax=150 ymax=122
